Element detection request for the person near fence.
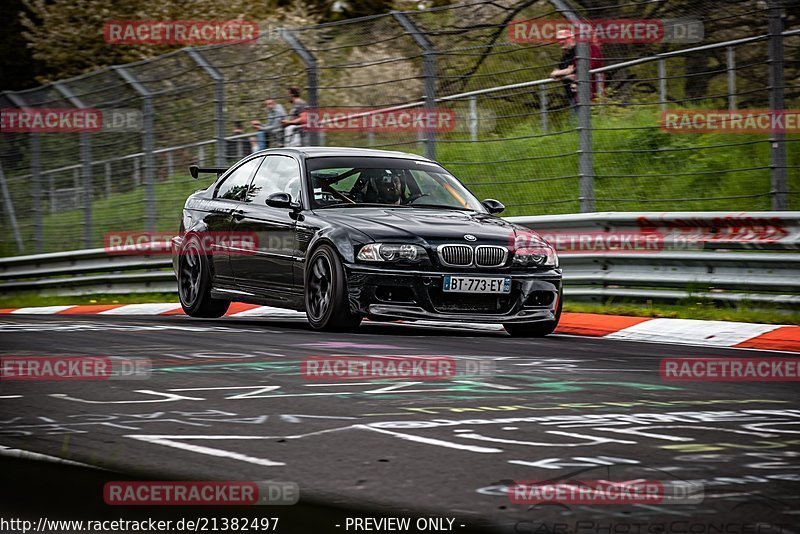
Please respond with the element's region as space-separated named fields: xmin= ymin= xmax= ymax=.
xmin=226 ymin=121 xmax=251 ymax=163
xmin=281 ymin=86 xmax=308 ymax=147
xmin=550 ymin=28 xmax=603 ymax=111
xmin=251 ymin=99 xmax=286 ymax=150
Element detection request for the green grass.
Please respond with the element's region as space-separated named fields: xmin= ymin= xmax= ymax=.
xmin=0 ymin=291 xmax=796 ymax=325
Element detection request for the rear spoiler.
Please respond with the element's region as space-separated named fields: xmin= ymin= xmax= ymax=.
xmin=189 ymin=165 xmax=228 ymax=179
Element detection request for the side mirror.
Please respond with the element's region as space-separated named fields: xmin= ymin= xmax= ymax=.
xmin=266 ymin=192 xmax=301 ymax=211
xmin=482 ymin=199 xmax=505 ymax=214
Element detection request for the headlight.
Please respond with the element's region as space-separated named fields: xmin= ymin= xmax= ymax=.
xmin=513 ymin=245 xmax=558 ymax=268
xmin=357 ymin=243 xmax=427 ymax=262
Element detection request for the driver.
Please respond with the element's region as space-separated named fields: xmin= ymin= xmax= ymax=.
xmin=373 ymin=172 xmax=403 ymax=205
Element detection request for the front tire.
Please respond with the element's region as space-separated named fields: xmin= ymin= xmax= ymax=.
xmin=305 ymin=244 xmax=362 ymax=331
xmin=504 ymin=297 xmax=562 ymax=337
xmin=178 ymin=235 xmax=230 ymax=318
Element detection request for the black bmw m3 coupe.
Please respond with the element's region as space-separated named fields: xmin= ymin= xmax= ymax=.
xmin=172 ymin=147 xmax=562 ymax=336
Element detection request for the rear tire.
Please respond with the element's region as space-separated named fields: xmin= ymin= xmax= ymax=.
xmin=305 ymin=244 xmax=362 ymax=331
xmin=178 ymin=235 xmax=230 ymax=318
xmin=504 ymin=297 xmax=562 ymax=337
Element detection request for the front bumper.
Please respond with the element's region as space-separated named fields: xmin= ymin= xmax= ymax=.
xmin=344 ymin=264 xmax=562 ymax=324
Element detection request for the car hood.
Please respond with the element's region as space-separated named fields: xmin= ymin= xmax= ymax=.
xmin=315 ymin=207 xmax=541 ymax=246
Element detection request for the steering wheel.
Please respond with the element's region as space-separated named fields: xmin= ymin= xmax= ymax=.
xmin=404 ymin=193 xmax=430 ymax=205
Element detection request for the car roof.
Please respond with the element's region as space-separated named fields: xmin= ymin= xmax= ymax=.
xmin=253 ymin=146 xmax=436 ymax=162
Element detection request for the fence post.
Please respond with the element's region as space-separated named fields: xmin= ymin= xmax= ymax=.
xmin=280 ymin=29 xmax=320 ymax=146
xmin=576 ymin=40 xmax=595 ymax=213
xmin=114 ymin=66 xmax=156 ymax=232
xmin=392 ymin=11 xmax=437 ymax=160
xmin=185 ymin=48 xmax=226 ymax=167
xmin=726 ymin=46 xmax=737 ymax=111
xmin=105 ymin=162 xmax=112 ymax=198
xmin=658 ymin=59 xmax=667 ymax=112
xmin=767 ymin=0 xmax=787 ymax=210
xmin=468 ymin=96 xmax=478 ymax=142
xmin=539 ymin=84 xmax=548 ymax=133
xmin=4 ymin=91 xmax=42 ymax=252
xmin=166 ymin=151 xmax=174 ymax=178
xmin=54 ymin=81 xmax=93 ymax=248
xmin=198 ymin=145 xmax=205 ymax=166
xmin=0 ymin=160 xmax=24 ymax=252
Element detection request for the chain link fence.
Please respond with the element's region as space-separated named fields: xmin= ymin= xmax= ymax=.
xmin=1 ymin=0 xmax=798 ymax=256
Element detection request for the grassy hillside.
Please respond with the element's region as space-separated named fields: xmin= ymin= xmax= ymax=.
xmin=1 ymin=105 xmax=797 ymax=256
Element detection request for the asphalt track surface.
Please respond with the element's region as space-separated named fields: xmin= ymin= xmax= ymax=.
xmin=1 ymin=313 xmax=799 ymax=533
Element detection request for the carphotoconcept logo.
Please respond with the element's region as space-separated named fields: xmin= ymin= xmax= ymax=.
xmin=508 ymin=18 xmax=703 ymax=44
xmin=0 ymin=356 xmax=150 ymax=381
xmin=661 ymin=358 xmax=800 ymax=382
xmin=104 ymin=481 xmax=298 ymax=505
xmin=301 ymin=356 xmax=495 ymax=381
xmin=661 ymin=109 xmax=800 ymax=134
xmin=305 ymin=108 xmax=456 ymax=133
xmin=104 ymin=20 xmax=259 ymax=45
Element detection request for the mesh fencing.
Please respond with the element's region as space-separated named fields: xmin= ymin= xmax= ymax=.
xmin=0 ymin=0 xmax=798 ymax=256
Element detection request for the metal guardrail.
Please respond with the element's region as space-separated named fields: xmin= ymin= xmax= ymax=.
xmin=1 ymin=212 xmax=799 ymax=307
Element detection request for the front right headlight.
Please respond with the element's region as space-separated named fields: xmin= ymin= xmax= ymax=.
xmin=512 ymin=244 xmax=558 ymax=268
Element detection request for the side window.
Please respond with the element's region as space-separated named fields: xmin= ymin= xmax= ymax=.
xmin=215 ymin=157 xmax=263 ymax=201
xmin=246 ymin=155 xmax=302 ymax=205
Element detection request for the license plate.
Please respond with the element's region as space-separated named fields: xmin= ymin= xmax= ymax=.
xmin=443 ymin=276 xmax=511 ymax=294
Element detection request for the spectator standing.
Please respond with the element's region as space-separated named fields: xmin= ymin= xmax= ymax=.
xmin=550 ymin=27 xmax=603 ymax=112
xmin=251 ymin=99 xmax=286 ymax=150
xmin=281 ymin=86 xmax=308 ymax=147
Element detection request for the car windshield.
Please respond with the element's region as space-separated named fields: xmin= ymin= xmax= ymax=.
xmin=306 ymin=156 xmax=486 ymax=212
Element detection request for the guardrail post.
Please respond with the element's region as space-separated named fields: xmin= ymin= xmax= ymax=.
xmin=392 ymin=11 xmax=437 ymax=160
xmin=576 ymin=40 xmax=595 ymax=213
xmin=198 ymin=145 xmax=205 ymax=166
xmin=53 ymin=81 xmax=93 ymax=248
xmin=768 ymin=0 xmax=787 ymax=210
xmin=185 ymin=48 xmax=226 ymax=167
xmin=280 ymin=29 xmax=320 ymax=147
xmin=113 ymin=66 xmax=156 ymax=232
xmin=726 ymin=46 xmax=737 ymax=111
xmin=4 ymin=91 xmax=42 ymax=252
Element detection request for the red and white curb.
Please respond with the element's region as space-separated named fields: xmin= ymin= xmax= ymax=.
xmin=0 ymin=303 xmax=797 ymax=353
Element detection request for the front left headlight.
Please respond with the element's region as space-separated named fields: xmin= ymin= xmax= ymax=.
xmin=357 ymin=243 xmax=427 ymax=262
xmin=512 ymin=244 xmax=559 ymax=268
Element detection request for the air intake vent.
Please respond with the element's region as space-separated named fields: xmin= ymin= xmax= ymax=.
xmin=437 ymin=244 xmax=473 ymax=267
xmin=475 ymin=245 xmax=508 ymax=267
